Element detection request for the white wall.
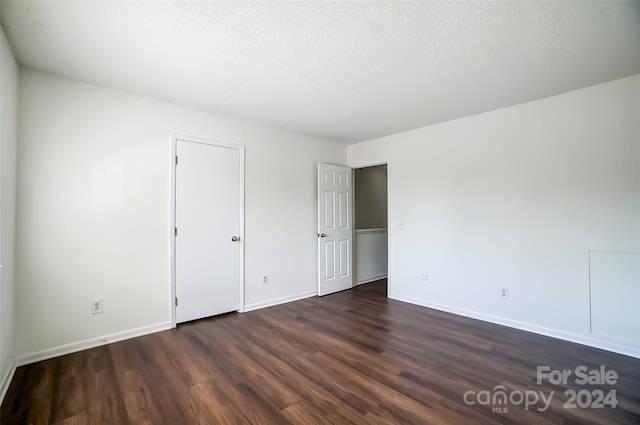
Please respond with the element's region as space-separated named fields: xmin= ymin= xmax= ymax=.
xmin=348 ymin=74 xmax=640 ymax=356
xmin=355 ymin=229 xmax=388 ymax=285
xmin=0 ymin=27 xmax=18 ymax=393
xmin=15 ymin=70 xmax=346 ymax=358
xmin=589 ymin=251 xmax=640 ymax=346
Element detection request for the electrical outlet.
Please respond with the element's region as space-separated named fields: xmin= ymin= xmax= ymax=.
xmin=499 ymin=288 xmax=509 ymax=300
xmin=262 ymin=274 xmax=269 ymax=285
xmin=420 ymin=272 xmax=428 ymax=281
xmin=90 ymin=298 xmax=103 ymax=314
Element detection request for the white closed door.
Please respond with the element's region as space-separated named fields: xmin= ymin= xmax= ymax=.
xmin=175 ymin=139 xmax=242 ymax=323
xmin=318 ymin=163 xmax=353 ymax=296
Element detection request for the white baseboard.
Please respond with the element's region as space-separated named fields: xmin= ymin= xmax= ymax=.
xmin=391 ymin=293 xmax=640 ymax=360
xmin=0 ymin=359 xmax=17 ymax=405
xmin=244 ymin=290 xmax=317 ymax=312
xmin=14 ymin=321 xmax=172 ymax=367
xmin=355 ymin=275 xmax=387 ymax=286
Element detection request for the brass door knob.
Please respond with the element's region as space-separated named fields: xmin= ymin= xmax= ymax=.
xmin=318 ymin=233 xmax=327 ymax=238
xmin=231 ymin=236 xmax=240 ymax=242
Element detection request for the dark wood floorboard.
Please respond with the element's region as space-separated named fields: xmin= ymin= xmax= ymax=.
xmin=2 ymin=279 xmax=639 ymax=424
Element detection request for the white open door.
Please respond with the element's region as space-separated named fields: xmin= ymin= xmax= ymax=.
xmin=174 ymin=137 xmax=243 ymax=324
xmin=318 ymin=163 xmax=353 ymax=296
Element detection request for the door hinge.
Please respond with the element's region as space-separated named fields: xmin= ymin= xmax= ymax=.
xmin=174 ymin=227 xmax=178 ymax=237
xmin=175 ymin=155 xmax=178 ymax=165
xmin=175 ymin=297 xmax=178 ymax=306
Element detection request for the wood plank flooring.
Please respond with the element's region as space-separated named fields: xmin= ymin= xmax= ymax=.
xmin=2 ymin=280 xmax=639 ymax=424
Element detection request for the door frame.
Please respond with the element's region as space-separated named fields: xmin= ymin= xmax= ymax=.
xmin=170 ymin=133 xmax=245 ymax=328
xmin=352 ymin=161 xmax=389 ymax=291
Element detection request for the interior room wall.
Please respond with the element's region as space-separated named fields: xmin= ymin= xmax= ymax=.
xmin=348 ymin=74 xmax=640 ymax=357
xmin=354 ymin=165 xmax=387 ymax=229
xmin=0 ymin=27 xmax=18 ymax=394
xmin=15 ymin=69 xmax=346 ymax=359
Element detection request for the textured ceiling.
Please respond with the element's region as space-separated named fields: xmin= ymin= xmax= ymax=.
xmin=2 ymin=1 xmax=639 ymax=144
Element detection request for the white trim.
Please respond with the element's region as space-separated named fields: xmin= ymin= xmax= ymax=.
xmin=0 ymin=360 xmax=16 ymax=404
xmin=356 ymin=275 xmax=388 ymax=286
xmin=589 ymin=332 xmax=640 ymax=348
xmin=355 ymin=228 xmax=387 ymax=235
xmin=391 ymin=293 xmax=640 ymax=359
xmin=14 ymin=321 xmax=172 ymax=367
xmin=244 ymin=291 xmax=317 ymax=312
xmin=589 ymin=249 xmax=640 ymax=255
xmin=170 ymin=134 xmax=246 ymax=327
xmin=170 ymin=135 xmax=177 ymax=326
xmin=352 ymin=161 xmax=388 ymax=169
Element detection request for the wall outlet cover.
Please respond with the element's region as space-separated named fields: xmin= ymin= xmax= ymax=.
xmin=90 ymin=298 xmax=103 ymax=314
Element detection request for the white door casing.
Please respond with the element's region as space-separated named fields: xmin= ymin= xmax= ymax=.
xmin=172 ymin=135 xmax=244 ymax=324
xmin=318 ymin=163 xmax=353 ymax=296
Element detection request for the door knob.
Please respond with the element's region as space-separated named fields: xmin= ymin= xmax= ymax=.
xmin=231 ymin=236 xmax=240 ymax=242
xmin=318 ymin=233 xmax=327 ymax=238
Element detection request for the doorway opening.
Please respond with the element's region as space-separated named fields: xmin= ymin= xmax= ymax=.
xmin=354 ymin=164 xmax=388 ymax=293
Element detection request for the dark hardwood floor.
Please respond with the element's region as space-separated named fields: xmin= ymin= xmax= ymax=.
xmin=2 ymin=279 xmax=639 ymax=424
